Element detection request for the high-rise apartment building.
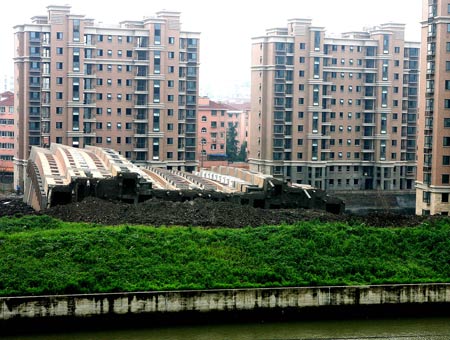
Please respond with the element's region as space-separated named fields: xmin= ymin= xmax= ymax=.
xmin=416 ymin=0 xmax=450 ymax=215
xmin=0 ymin=91 xmax=15 ymax=184
xmin=0 ymin=75 xmax=14 ymax=92
xmin=249 ymin=19 xmax=419 ymax=191
xmin=14 ymin=5 xmax=200 ymax=188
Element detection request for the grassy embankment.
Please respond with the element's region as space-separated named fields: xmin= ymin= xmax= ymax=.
xmin=0 ymin=215 xmax=450 ymax=297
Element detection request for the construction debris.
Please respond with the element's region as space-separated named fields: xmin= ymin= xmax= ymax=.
xmin=24 ymin=144 xmax=345 ymax=214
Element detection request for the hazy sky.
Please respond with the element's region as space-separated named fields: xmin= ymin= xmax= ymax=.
xmin=1 ymin=0 xmax=423 ymax=99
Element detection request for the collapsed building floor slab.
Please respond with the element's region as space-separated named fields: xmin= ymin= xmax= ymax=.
xmin=25 ymin=144 xmax=344 ymax=214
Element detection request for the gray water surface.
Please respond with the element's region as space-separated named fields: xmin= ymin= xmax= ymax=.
xmin=3 ymin=317 xmax=450 ymax=339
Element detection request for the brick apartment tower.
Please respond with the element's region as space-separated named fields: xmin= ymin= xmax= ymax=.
xmin=14 ymin=5 xmax=200 ymax=188
xmin=416 ymin=0 xmax=450 ymax=215
xmin=249 ymin=19 xmax=419 ymax=191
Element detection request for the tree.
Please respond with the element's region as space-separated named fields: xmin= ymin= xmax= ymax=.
xmin=238 ymin=141 xmax=247 ymax=162
xmin=226 ymin=124 xmax=247 ymax=162
xmin=226 ymin=123 xmax=239 ymax=162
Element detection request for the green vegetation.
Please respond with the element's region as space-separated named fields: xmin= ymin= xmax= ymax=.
xmin=226 ymin=122 xmax=246 ymax=162
xmin=1 ymin=215 xmax=450 ymax=296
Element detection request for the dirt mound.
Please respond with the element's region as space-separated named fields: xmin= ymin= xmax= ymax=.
xmin=41 ymin=197 xmax=346 ymax=228
xmin=0 ymin=196 xmax=432 ymax=228
xmin=0 ymin=197 xmax=37 ymax=217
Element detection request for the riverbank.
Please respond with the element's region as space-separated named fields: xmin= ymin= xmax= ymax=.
xmin=2 ymin=215 xmax=450 ymax=296
xmin=2 ymin=284 xmax=450 ymax=335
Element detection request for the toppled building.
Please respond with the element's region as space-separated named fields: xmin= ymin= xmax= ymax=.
xmin=25 ymin=144 xmax=344 ymax=214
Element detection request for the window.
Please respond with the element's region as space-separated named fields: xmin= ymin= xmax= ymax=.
xmin=56 ymin=62 xmax=63 ymax=70
xmin=444 ymin=137 xmax=450 ymax=146
xmin=443 ymin=193 xmax=449 ymax=203
xmin=444 ymin=156 xmax=450 ymax=165
xmin=443 ymin=175 xmax=450 ymax=185
xmin=56 ymin=32 xmax=63 ymax=40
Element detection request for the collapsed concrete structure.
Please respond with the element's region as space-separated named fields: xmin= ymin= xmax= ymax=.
xmin=24 ymin=144 xmax=344 ymax=214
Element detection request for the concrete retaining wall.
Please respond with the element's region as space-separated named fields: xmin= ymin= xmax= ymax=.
xmin=1 ymin=284 xmax=450 ymax=321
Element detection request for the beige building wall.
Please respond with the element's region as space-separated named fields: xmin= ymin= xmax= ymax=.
xmin=416 ymin=0 xmax=450 ymax=215
xmin=14 ymin=5 xmax=200 ymax=188
xmin=249 ymin=19 xmax=419 ymax=192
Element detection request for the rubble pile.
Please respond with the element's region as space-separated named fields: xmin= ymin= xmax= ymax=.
xmin=0 ymin=196 xmax=433 ymax=228
xmin=0 ymin=197 xmax=37 ymax=217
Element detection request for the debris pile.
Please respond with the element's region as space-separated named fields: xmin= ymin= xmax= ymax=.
xmin=0 ymin=196 xmax=434 ymax=228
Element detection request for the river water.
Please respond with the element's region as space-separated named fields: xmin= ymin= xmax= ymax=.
xmin=3 ymin=317 xmax=450 ymax=339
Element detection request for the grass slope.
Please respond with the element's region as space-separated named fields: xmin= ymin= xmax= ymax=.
xmin=0 ymin=215 xmax=449 ymax=296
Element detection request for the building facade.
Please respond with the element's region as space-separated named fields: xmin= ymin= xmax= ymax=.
xmin=249 ymin=19 xmax=419 ymax=191
xmin=14 ymin=5 xmax=200 ymax=188
xmin=0 ymin=75 xmax=14 ymax=92
xmin=0 ymin=91 xmax=15 ymax=186
xmin=197 ymin=97 xmax=249 ymax=168
xmin=416 ymin=0 xmax=450 ymax=215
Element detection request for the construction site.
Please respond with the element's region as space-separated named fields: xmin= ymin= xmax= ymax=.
xmin=1 ymin=143 xmax=429 ymax=228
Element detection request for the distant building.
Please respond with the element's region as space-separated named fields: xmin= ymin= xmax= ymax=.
xmin=14 ymin=5 xmax=200 ymax=189
xmin=249 ymin=19 xmax=419 ymax=191
xmin=0 ymin=91 xmax=14 ymax=186
xmin=416 ymin=0 xmax=450 ymax=215
xmin=197 ymin=97 xmax=249 ymax=168
xmin=0 ymin=75 xmax=14 ymax=92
